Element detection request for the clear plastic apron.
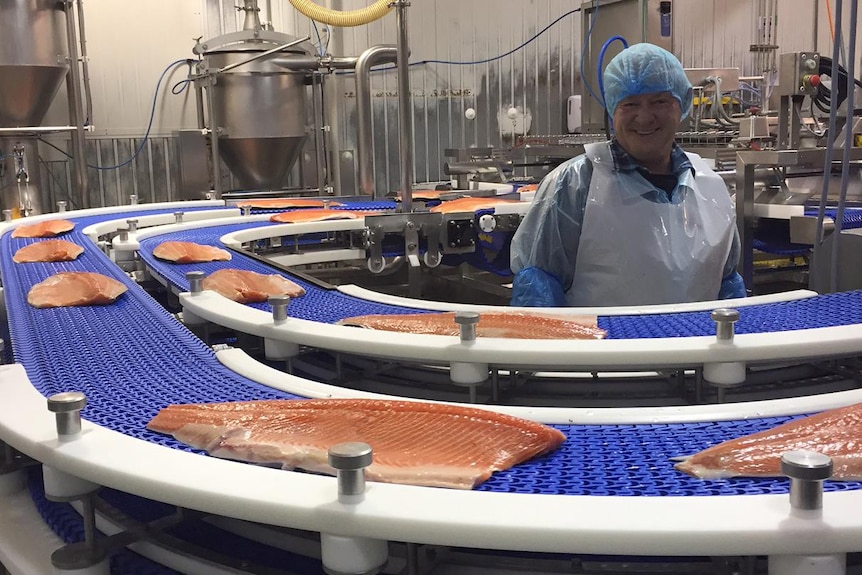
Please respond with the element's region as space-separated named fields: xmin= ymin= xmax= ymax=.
xmin=566 ymin=142 xmax=735 ymax=306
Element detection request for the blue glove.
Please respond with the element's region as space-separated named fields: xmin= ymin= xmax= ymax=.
xmin=511 ymin=267 xmax=567 ymax=307
xmin=718 ymin=271 xmax=747 ymax=299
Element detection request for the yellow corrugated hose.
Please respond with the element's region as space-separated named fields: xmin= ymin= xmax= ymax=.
xmin=288 ymin=0 xmax=393 ymax=27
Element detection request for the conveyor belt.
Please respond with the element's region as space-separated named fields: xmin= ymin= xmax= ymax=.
xmin=3 ymin=209 xmax=862 ymax=504
xmin=140 ymin=221 xmax=862 ymax=338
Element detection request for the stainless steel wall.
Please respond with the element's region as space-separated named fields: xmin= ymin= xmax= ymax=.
xmin=27 ymin=0 xmax=862 ymax=208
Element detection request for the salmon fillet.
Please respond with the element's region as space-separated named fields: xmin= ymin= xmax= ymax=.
xmin=236 ymin=199 xmax=342 ymax=209
xmin=675 ymin=402 xmax=862 ymax=479
xmin=146 ymin=398 xmax=566 ymax=489
xmin=153 ymin=241 xmax=232 ymax=263
xmin=201 ymin=268 xmax=305 ymax=303
xmin=269 ymin=209 xmax=368 ymax=223
xmin=429 ymin=197 xmax=520 ymax=214
xmin=11 ymin=219 xmax=75 ymax=238
xmin=339 ymin=311 xmax=606 ymax=340
xmin=27 ymin=271 xmax=128 ymax=308
xmin=13 ymin=239 xmax=84 ymax=263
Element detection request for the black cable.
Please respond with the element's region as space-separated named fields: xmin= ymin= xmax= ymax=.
xmin=815 ymin=56 xmax=862 ymax=114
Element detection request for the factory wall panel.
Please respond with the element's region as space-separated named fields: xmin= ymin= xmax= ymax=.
xmin=24 ymin=0 xmax=861 ymax=208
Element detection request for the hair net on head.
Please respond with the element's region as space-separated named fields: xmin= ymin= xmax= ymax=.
xmin=602 ymin=43 xmax=693 ymax=119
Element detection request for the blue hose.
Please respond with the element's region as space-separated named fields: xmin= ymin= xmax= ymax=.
xmin=597 ymin=35 xmax=629 ymax=110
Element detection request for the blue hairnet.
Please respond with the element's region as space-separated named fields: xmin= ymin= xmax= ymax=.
xmin=603 ymin=43 xmax=693 ymax=119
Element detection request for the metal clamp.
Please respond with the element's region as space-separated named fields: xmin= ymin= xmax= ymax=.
xmin=117 ymin=228 xmax=129 ymax=242
xmin=241 ymin=205 xmax=252 ymax=216
xmin=186 ymin=271 xmax=206 ymax=294
xmin=47 ymin=392 xmax=87 ymax=437
xmin=174 ymin=211 xmax=185 ymax=224
xmin=328 ymin=442 xmax=373 ymax=504
xmin=126 ymin=219 xmax=138 ymax=233
xmin=781 ymin=450 xmax=833 ymax=511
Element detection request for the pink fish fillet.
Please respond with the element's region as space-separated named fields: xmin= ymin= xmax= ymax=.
xmin=429 ymin=197 xmax=520 ymax=214
xmin=201 ymin=268 xmax=305 ymax=303
xmin=13 ymin=239 xmax=84 ymax=263
xmin=153 ymin=241 xmax=232 ymax=263
xmin=269 ymin=209 xmax=367 ymax=223
xmin=11 ymin=219 xmax=75 ymax=238
xmin=339 ymin=311 xmax=606 ymax=340
xmin=146 ymin=398 xmax=566 ymax=489
xmin=236 ymin=198 xmax=343 ymax=209
xmin=27 ymin=272 xmax=128 ymax=308
xmin=675 ymin=402 xmax=862 ymax=479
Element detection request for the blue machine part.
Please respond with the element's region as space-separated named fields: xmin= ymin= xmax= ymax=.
xmin=2 ymin=209 xmax=862 ymax=502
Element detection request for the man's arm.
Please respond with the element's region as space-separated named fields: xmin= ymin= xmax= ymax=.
xmin=510 ymin=157 xmax=592 ymax=306
xmin=718 ymin=226 xmax=747 ymax=299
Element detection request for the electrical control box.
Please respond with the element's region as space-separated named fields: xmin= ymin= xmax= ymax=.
xmin=778 ymin=52 xmax=821 ymax=97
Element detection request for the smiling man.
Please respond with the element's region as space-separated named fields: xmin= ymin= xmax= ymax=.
xmin=510 ymin=43 xmax=745 ymax=307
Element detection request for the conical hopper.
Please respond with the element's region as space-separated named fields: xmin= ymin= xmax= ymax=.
xmin=205 ymin=44 xmax=308 ymax=191
xmin=0 ymin=1 xmax=69 ymax=128
xmin=219 ymin=136 xmax=306 ymax=191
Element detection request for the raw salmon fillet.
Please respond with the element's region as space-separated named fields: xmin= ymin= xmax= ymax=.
xmin=675 ymin=402 xmax=862 ymax=479
xmin=11 ymin=219 xmax=75 ymax=238
xmin=27 ymin=271 xmax=128 ymax=308
xmin=429 ymin=197 xmax=520 ymax=214
xmin=13 ymin=239 xmax=84 ymax=263
xmin=269 ymin=209 xmax=368 ymax=223
xmin=236 ymin=198 xmax=342 ymax=209
xmin=153 ymin=241 xmax=232 ymax=263
xmin=146 ymin=398 xmax=566 ymax=489
xmin=201 ymin=268 xmax=305 ymax=303
xmin=339 ymin=311 xmax=606 ymax=340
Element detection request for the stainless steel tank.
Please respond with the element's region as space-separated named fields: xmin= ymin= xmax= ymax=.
xmin=203 ymin=40 xmax=310 ymax=192
xmin=0 ymin=0 xmax=69 ymax=128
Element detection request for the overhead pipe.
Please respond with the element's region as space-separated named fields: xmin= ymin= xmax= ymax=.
xmin=355 ymin=45 xmax=397 ymax=198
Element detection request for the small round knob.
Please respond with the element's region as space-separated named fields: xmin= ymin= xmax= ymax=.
xmin=126 ymin=219 xmax=138 ymax=233
xmin=322 ymin=199 xmax=331 ymax=210
xmin=478 ymin=214 xmax=496 ymax=233
xmin=57 ymin=201 xmax=67 ymax=213
xmin=2 ymin=210 xmax=11 ymax=222
xmin=781 ymin=450 xmax=833 ymax=511
xmin=242 ymin=205 xmax=251 ymax=216
xmin=328 ymin=442 xmax=373 ymax=470
xmin=47 ymin=391 xmax=87 ymax=413
xmin=455 ymin=311 xmax=480 ymax=342
xmin=129 ymin=194 xmax=138 ymax=205
xmin=269 ymin=295 xmax=291 ymax=322
xmin=782 ymin=450 xmax=833 ymax=481
xmin=186 ymin=271 xmax=206 ymax=293
xmin=329 ymin=442 xmax=373 ymax=503
xmin=117 ymin=228 xmax=129 ymax=242
xmin=711 ymin=308 xmax=739 ymax=341
xmin=47 ymin=391 xmax=87 ymax=437
xmin=174 ymin=211 xmax=185 ymax=224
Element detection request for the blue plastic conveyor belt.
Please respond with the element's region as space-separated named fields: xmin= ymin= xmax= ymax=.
xmin=2 ymin=208 xmax=862 ymax=503
xmin=140 ymin=221 xmax=862 ymax=338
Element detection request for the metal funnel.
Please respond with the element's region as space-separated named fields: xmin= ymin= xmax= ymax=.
xmin=219 ymin=136 xmax=306 ymax=191
xmin=0 ymin=1 xmax=69 ymax=128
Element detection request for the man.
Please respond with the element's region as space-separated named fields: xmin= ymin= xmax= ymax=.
xmin=510 ymin=43 xmax=745 ymax=307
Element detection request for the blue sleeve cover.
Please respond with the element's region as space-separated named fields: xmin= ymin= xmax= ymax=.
xmin=511 ymin=267 xmax=567 ymax=307
xmin=718 ymin=271 xmax=747 ymax=299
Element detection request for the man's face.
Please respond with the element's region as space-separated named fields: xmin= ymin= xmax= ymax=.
xmin=612 ymin=91 xmax=682 ymax=174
